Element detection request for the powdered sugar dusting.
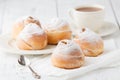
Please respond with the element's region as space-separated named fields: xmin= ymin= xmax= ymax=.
xmin=18 ymin=23 xmax=44 ymax=41
xmin=15 ymin=16 xmax=39 ymax=23
xmin=44 ymin=18 xmax=68 ymax=30
xmin=53 ymin=40 xmax=82 ymax=55
xmin=77 ymin=28 xmax=102 ymax=44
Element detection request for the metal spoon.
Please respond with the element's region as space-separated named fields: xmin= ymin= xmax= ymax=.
xmin=18 ymin=55 xmax=41 ymax=79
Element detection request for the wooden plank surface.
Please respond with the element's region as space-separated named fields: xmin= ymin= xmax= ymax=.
xmin=109 ymin=0 xmax=120 ymax=48
xmin=1 ymin=0 xmax=57 ymax=34
xmin=110 ymin=0 xmax=120 ymax=27
xmin=0 ymin=0 xmax=6 ymax=33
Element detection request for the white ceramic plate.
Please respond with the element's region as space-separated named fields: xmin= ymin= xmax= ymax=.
xmin=0 ymin=34 xmax=56 ymax=55
xmin=97 ymin=21 xmax=119 ymax=36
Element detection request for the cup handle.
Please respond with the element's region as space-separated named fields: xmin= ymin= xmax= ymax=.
xmin=68 ymin=9 xmax=78 ymax=29
xmin=68 ymin=9 xmax=74 ymax=20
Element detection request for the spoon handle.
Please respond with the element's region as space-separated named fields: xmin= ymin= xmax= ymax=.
xmin=28 ymin=65 xmax=41 ymax=79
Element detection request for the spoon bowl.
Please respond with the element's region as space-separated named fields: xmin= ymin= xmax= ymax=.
xmin=18 ymin=55 xmax=41 ymax=79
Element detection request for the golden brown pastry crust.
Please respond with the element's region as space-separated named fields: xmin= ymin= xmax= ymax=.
xmin=51 ymin=40 xmax=85 ymax=69
xmin=51 ymin=51 xmax=84 ymax=69
xmin=44 ymin=20 xmax=72 ymax=44
xmin=24 ymin=16 xmax=41 ymax=26
xmin=74 ymin=28 xmax=104 ymax=57
xmin=16 ymin=33 xmax=47 ymax=50
xmin=74 ymin=38 xmax=104 ymax=57
xmin=47 ymin=30 xmax=72 ymax=44
xmin=12 ymin=16 xmax=41 ymax=39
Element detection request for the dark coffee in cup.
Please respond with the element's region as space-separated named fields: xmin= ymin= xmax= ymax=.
xmin=76 ymin=7 xmax=102 ymax=12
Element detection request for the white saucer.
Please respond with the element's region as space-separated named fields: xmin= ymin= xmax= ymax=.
xmin=97 ymin=21 xmax=119 ymax=37
xmin=0 ymin=34 xmax=56 ymax=55
xmin=71 ymin=21 xmax=119 ymax=37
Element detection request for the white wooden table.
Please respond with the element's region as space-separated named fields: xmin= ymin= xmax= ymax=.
xmin=0 ymin=0 xmax=120 ymax=80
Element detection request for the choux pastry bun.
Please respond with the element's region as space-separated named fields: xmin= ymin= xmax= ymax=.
xmin=43 ymin=18 xmax=72 ymax=44
xmin=74 ymin=28 xmax=104 ymax=57
xmin=51 ymin=39 xmax=84 ymax=69
xmin=12 ymin=16 xmax=41 ymax=39
xmin=16 ymin=23 xmax=47 ymax=50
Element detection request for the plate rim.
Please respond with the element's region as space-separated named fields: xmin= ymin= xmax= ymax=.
xmin=97 ymin=21 xmax=119 ymax=36
xmin=71 ymin=21 xmax=119 ymax=37
xmin=0 ymin=34 xmax=56 ymax=55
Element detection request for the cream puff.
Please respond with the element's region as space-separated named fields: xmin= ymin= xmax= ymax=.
xmin=12 ymin=16 xmax=41 ymax=39
xmin=74 ymin=28 xmax=104 ymax=57
xmin=16 ymin=23 xmax=47 ymax=50
xmin=43 ymin=18 xmax=72 ymax=44
xmin=51 ymin=39 xmax=84 ymax=69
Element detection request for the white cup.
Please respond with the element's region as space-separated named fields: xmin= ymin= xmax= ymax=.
xmin=68 ymin=4 xmax=105 ymax=32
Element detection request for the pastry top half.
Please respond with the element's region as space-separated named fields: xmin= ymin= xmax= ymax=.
xmin=17 ymin=23 xmax=44 ymax=41
xmin=74 ymin=28 xmax=104 ymax=57
xmin=43 ymin=18 xmax=72 ymax=44
xmin=16 ymin=23 xmax=47 ymax=50
xmin=15 ymin=16 xmax=41 ymax=26
xmin=53 ymin=39 xmax=83 ymax=56
xmin=12 ymin=16 xmax=41 ymax=39
xmin=43 ymin=18 xmax=71 ymax=31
